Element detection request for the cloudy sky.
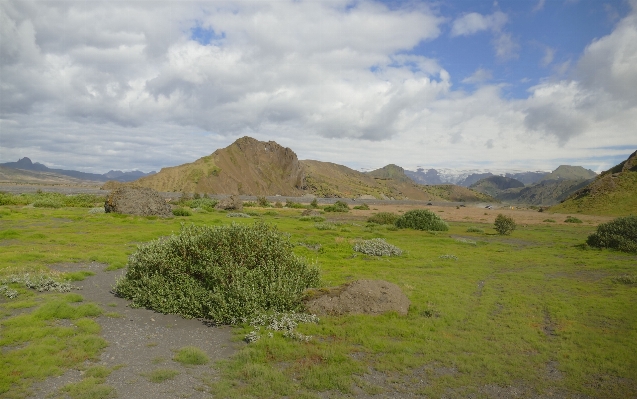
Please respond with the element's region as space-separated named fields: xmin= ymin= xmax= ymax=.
xmin=1 ymin=0 xmax=636 ymax=174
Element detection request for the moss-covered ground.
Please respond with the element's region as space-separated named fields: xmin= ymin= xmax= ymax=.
xmin=0 ymin=202 xmax=635 ymax=398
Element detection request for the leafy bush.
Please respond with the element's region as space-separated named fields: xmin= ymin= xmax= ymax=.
xmin=263 ymin=211 xmax=278 ymax=216
xmin=543 ymin=219 xmax=556 ymax=223
xmin=299 ymin=216 xmax=325 ymax=222
xmin=353 ymin=238 xmax=403 ymax=256
xmin=353 ymin=203 xmax=370 ymax=210
xmin=186 ymin=198 xmax=218 ymax=211
xmin=33 ymin=198 xmax=63 ymax=208
xmin=243 ymin=201 xmax=257 ymax=208
xmin=256 ymin=196 xmax=270 ymax=207
xmin=310 ymin=198 xmax=319 ymax=209
xmin=612 ymin=275 xmax=637 ymax=284
xmin=274 ymin=201 xmax=283 ymax=208
xmin=172 ymin=208 xmax=192 ymax=216
xmin=466 ymin=226 xmax=484 ymax=233
xmin=314 ymin=222 xmax=337 ymax=230
xmin=285 ymin=200 xmax=306 ymax=209
xmin=227 ymin=212 xmax=251 ymax=218
xmin=494 ymin=214 xmax=516 ymax=235
xmin=395 ymin=209 xmax=449 ymax=231
xmin=367 ymin=212 xmax=399 ymax=225
xmin=565 ymin=216 xmax=583 ymax=223
xmin=324 ymin=201 xmax=349 ymax=212
xmin=114 ymin=222 xmax=320 ymax=323
xmin=586 ymin=216 xmax=637 ymax=253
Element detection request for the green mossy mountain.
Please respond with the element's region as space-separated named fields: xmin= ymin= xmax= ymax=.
xmin=550 ymin=150 xmax=637 ymax=216
xmin=469 ymin=176 xmax=525 ymax=197
xmin=540 ymin=165 xmax=597 ymax=182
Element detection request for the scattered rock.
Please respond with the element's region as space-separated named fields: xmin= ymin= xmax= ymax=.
xmin=303 ymin=280 xmax=410 ymax=316
xmin=104 ymin=186 xmax=172 ymax=217
xmin=215 ymin=195 xmax=243 ymax=211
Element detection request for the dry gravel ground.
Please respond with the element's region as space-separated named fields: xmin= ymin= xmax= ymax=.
xmin=29 ymin=262 xmax=237 ymax=399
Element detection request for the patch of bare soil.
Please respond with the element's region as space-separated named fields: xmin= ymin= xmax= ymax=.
xmin=304 ymin=280 xmax=410 ymax=316
xmin=29 ymin=262 xmax=237 ymax=399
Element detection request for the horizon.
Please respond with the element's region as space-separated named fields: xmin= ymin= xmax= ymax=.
xmin=2 ymin=0 xmax=636 ymax=174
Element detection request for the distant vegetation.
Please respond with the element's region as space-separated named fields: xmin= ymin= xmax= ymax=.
xmin=324 ymin=200 xmax=350 ymax=212
xmin=494 ymin=214 xmax=516 ymax=235
xmin=367 ymin=212 xmax=399 ymax=225
xmin=0 ymin=192 xmax=104 ymax=208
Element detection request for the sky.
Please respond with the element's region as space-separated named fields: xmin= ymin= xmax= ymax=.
xmin=1 ymin=0 xmax=636 ymax=175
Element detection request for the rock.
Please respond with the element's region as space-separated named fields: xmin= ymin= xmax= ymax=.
xmin=303 ymin=280 xmax=410 ymax=316
xmin=215 ymin=195 xmax=243 ymax=211
xmin=105 ymin=186 xmax=172 ymax=217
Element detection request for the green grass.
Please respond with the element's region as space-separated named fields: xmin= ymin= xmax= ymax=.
xmin=174 ymin=346 xmax=210 ymax=365
xmin=143 ymin=368 xmax=180 ymax=383
xmin=0 ymin=200 xmax=636 ymax=398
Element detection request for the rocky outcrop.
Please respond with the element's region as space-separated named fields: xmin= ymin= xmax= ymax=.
xmin=104 ymin=186 xmax=171 ymax=217
xmin=215 ymin=195 xmax=243 ymax=211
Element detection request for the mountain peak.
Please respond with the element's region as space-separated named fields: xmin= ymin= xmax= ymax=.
xmin=16 ymin=157 xmax=33 ymax=166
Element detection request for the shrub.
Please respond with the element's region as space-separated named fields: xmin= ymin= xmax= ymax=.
xmin=466 ymin=226 xmax=484 ymax=233
xmin=114 ymin=222 xmax=320 ymax=323
xmin=324 ymin=201 xmax=349 ymax=213
xmin=186 ymin=198 xmax=218 ymax=211
xmin=586 ymin=216 xmax=637 ymax=253
xmin=310 ymin=198 xmax=319 ymax=208
xmin=543 ymin=219 xmax=556 ymax=223
xmin=285 ymin=200 xmax=306 ymax=209
xmin=243 ymin=201 xmax=257 ymax=208
xmin=494 ymin=214 xmax=516 ymax=235
xmin=299 ymin=216 xmax=325 ymax=222
xmin=172 ymin=208 xmax=192 ymax=216
xmin=395 ymin=209 xmax=448 ymax=231
xmin=227 ymin=212 xmax=251 ymax=218
xmin=314 ymin=222 xmax=337 ymax=230
xmin=353 ymin=238 xmax=403 ymax=256
xmin=612 ymin=275 xmax=637 ymax=284
xmin=263 ymin=211 xmax=278 ymax=216
xmin=256 ymin=196 xmax=270 ymax=207
xmin=565 ymin=216 xmax=583 ymax=223
xmin=353 ymin=203 xmax=370 ymax=210
xmin=367 ymin=212 xmax=399 ymax=225
xmin=274 ymin=201 xmax=283 ymax=208
xmin=33 ymin=198 xmax=63 ymax=208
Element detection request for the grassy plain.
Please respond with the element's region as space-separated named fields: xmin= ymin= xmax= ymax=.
xmin=0 ymin=201 xmax=636 ymax=398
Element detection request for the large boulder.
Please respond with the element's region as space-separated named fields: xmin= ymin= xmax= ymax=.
xmin=105 ymin=186 xmax=172 ymax=217
xmin=303 ymin=280 xmax=410 ymax=316
xmin=215 ymin=195 xmax=243 ymax=211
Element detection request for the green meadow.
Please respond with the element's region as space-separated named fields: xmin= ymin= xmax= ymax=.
xmin=0 ymin=199 xmax=636 ymax=398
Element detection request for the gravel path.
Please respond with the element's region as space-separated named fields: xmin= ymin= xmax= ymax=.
xmin=29 ymin=262 xmax=237 ymax=399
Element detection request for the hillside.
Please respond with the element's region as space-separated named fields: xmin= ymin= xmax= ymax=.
xmin=540 ymin=165 xmax=597 ymax=182
xmin=117 ymin=137 xmax=494 ymax=202
xmin=497 ymin=178 xmax=593 ymax=206
xmin=129 ymin=137 xmax=305 ymax=196
xmin=550 ymin=150 xmax=637 ymax=216
xmin=469 ymin=176 xmax=525 ymax=197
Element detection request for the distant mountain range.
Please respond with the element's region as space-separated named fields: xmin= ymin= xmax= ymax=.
xmin=0 ymin=157 xmax=156 ymax=182
xmin=404 ymin=168 xmax=549 ymax=187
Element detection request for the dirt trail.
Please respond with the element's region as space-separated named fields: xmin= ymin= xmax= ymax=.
xmin=29 ymin=262 xmax=237 ymax=399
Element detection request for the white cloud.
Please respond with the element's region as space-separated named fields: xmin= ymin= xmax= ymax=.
xmin=0 ymin=0 xmax=635 ymax=174
xmin=462 ymin=68 xmax=493 ymax=84
xmin=450 ymin=11 xmax=507 ymax=36
xmin=541 ymin=47 xmax=555 ymax=66
xmin=533 ymin=0 xmax=546 ymax=12
xmin=493 ymin=33 xmax=520 ymax=61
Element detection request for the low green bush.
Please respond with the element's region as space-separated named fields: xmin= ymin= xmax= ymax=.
xmin=543 ymin=219 xmax=556 ymax=223
xmin=285 ymin=200 xmax=306 ymax=209
xmin=324 ymin=201 xmax=349 ymax=213
xmin=494 ymin=214 xmax=516 ymax=235
xmin=466 ymin=226 xmax=484 ymax=233
xmin=395 ymin=209 xmax=448 ymax=231
xmin=367 ymin=212 xmax=399 ymax=225
xmin=565 ymin=216 xmax=583 ymax=223
xmin=172 ymin=208 xmax=192 ymax=216
xmin=353 ymin=203 xmax=370 ymax=210
xmin=586 ymin=216 xmax=637 ymax=253
xmin=33 ymin=198 xmax=63 ymax=208
xmin=243 ymin=201 xmax=257 ymax=208
xmin=114 ymin=222 xmax=320 ymax=323
xmin=256 ymin=196 xmax=270 ymax=207
xmin=186 ymin=198 xmax=218 ymax=211
xmin=314 ymin=222 xmax=337 ymax=230
xmin=353 ymin=238 xmax=402 ymax=256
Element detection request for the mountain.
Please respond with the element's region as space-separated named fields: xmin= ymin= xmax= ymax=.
xmin=496 ymin=178 xmax=594 ymax=206
xmin=469 ymin=176 xmax=525 ymax=197
xmin=550 ymin=150 xmax=637 ymax=216
xmin=366 ymin=164 xmax=413 ymax=183
xmin=119 ymin=137 xmax=495 ymax=202
xmin=0 ymin=157 xmax=155 ymax=182
xmin=0 ymin=166 xmax=102 ymax=186
xmin=539 ymin=165 xmax=597 ymax=182
xmin=404 ymin=168 xmax=444 ymax=185
xmin=505 ymin=171 xmax=548 ymax=185
xmin=458 ymin=172 xmax=495 ymax=187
